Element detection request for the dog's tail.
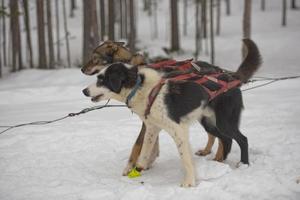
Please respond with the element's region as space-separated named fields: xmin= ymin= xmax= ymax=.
xmin=234 ymin=39 xmax=262 ymax=83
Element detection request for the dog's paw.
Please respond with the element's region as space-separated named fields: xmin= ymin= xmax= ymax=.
xmin=180 ymin=178 xmax=196 ymax=187
xmin=236 ymin=162 xmax=250 ymax=169
xmin=213 ymin=155 xmax=224 ymax=162
xmin=195 ymin=149 xmax=211 ymax=156
xmin=122 ymin=163 xmax=134 ymax=176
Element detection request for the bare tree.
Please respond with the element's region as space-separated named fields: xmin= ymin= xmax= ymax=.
xmin=243 ymin=0 xmax=252 ymax=57
xmin=170 ymin=0 xmax=180 ymax=51
xmin=128 ymin=0 xmax=136 ymax=51
xmin=36 ymin=0 xmax=47 ymax=69
xmin=10 ymin=0 xmax=23 ymax=71
xmin=1 ymin=0 xmax=7 ymax=66
xmin=261 ymin=0 xmax=265 ymax=11
xmin=23 ymin=0 xmax=34 ymax=68
xmin=201 ymin=0 xmax=209 ymax=55
xmin=225 ymin=0 xmax=230 ymax=15
xmin=62 ymin=0 xmax=71 ymax=67
xmin=99 ymin=0 xmax=106 ymax=40
xmin=55 ymin=0 xmax=61 ymax=63
xmin=152 ymin=0 xmax=158 ymax=38
xmin=108 ymin=0 xmax=115 ymax=40
xmin=46 ymin=0 xmax=55 ymax=68
xmin=282 ymin=0 xmax=287 ymax=26
xmin=216 ymin=0 xmax=221 ymax=35
xmin=83 ymin=0 xmax=99 ymax=64
xmin=210 ymin=0 xmax=215 ymax=64
xmin=291 ymin=0 xmax=297 ymax=9
xmin=195 ymin=0 xmax=202 ymax=59
xmin=183 ymin=0 xmax=187 ymax=36
xmin=70 ymin=0 xmax=77 ymax=17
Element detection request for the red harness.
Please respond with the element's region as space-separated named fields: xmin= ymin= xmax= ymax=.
xmin=144 ymin=60 xmax=241 ymax=117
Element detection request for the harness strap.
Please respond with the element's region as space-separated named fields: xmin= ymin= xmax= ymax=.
xmin=126 ymin=75 xmax=142 ymax=107
xmin=144 ymin=73 xmax=242 ymax=117
xmin=144 ymin=79 xmax=166 ymax=118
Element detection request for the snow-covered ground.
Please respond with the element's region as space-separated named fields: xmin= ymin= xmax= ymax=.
xmin=1 ymin=1 xmax=300 ymax=200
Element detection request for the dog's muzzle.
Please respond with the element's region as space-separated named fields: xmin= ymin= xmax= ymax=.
xmin=82 ymin=88 xmax=90 ymax=97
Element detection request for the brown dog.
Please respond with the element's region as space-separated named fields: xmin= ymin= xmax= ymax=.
xmin=82 ymin=41 xmax=227 ymax=175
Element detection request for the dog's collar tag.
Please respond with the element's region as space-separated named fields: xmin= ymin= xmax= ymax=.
xmin=126 ymin=75 xmax=142 ymax=106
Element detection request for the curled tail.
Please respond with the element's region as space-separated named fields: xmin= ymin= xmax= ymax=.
xmin=235 ymin=39 xmax=262 ymax=83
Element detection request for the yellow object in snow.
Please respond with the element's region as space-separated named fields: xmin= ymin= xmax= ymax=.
xmin=128 ymin=167 xmax=141 ymax=178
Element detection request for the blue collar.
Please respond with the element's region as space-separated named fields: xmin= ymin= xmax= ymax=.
xmin=126 ymin=75 xmax=142 ymax=106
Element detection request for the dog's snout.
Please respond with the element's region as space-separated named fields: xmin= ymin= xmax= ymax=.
xmin=82 ymin=88 xmax=90 ymax=97
xmin=81 ymin=68 xmax=85 ymax=73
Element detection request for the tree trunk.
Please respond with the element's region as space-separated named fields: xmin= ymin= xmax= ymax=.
xmin=216 ymin=0 xmax=221 ymax=35
xmin=153 ymin=0 xmax=158 ymax=38
xmin=243 ymin=0 xmax=252 ymax=57
xmin=99 ymin=0 xmax=105 ymax=40
xmin=195 ymin=0 xmax=201 ymax=59
xmin=183 ymin=0 xmax=187 ymax=36
xmin=202 ymin=0 xmax=207 ymax=39
xmin=261 ymin=0 xmax=265 ymax=11
xmin=210 ymin=0 xmax=214 ymax=64
xmin=170 ymin=0 xmax=180 ymax=51
xmin=83 ymin=0 xmax=100 ymax=64
xmin=36 ymin=0 xmax=47 ymax=69
xmin=10 ymin=0 xmax=23 ymax=71
xmin=282 ymin=0 xmax=287 ymax=26
xmin=62 ymin=0 xmax=71 ymax=67
xmin=128 ymin=0 xmax=136 ymax=51
xmin=55 ymin=0 xmax=61 ymax=64
xmin=291 ymin=0 xmax=297 ymax=9
xmin=70 ymin=0 xmax=77 ymax=17
xmin=2 ymin=0 xmax=7 ymax=66
xmin=46 ymin=0 xmax=55 ymax=69
xmin=225 ymin=0 xmax=230 ymax=15
xmin=108 ymin=0 xmax=115 ymax=40
xmin=23 ymin=0 xmax=34 ymax=68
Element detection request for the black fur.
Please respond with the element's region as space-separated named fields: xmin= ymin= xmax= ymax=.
xmin=164 ymin=81 xmax=209 ymax=124
xmin=209 ymin=88 xmax=248 ymax=164
xmin=97 ymin=63 xmax=140 ymax=93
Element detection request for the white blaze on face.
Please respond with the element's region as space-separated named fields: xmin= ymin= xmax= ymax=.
xmin=87 ymin=83 xmax=111 ymax=102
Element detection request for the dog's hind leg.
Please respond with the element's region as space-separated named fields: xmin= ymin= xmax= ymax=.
xmin=199 ymin=117 xmax=232 ymax=162
xmin=233 ymin=130 xmax=249 ymax=164
xmin=195 ymin=133 xmax=215 ymax=156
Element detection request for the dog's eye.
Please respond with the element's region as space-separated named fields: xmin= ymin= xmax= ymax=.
xmin=92 ymin=54 xmax=100 ymax=64
xmin=97 ymin=75 xmax=104 ymax=86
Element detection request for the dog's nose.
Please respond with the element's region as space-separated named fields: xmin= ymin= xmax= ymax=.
xmin=82 ymin=88 xmax=90 ymax=97
xmin=81 ymin=68 xmax=85 ymax=73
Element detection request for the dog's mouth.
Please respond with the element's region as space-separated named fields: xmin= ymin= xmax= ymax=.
xmin=91 ymin=94 xmax=103 ymax=102
xmin=90 ymin=70 xmax=100 ymax=75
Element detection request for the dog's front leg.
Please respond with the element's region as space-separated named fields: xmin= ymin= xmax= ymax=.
xmin=135 ymin=123 xmax=161 ymax=171
xmin=122 ymin=123 xmax=146 ymax=176
xmin=169 ymin=126 xmax=196 ymax=187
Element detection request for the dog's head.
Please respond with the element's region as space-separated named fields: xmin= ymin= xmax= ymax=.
xmin=82 ymin=63 xmax=139 ymax=102
xmin=81 ymin=41 xmax=131 ymax=75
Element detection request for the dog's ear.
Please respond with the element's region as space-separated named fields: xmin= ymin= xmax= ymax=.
xmin=113 ymin=41 xmax=125 ymax=46
xmin=108 ymin=71 xmax=126 ymax=93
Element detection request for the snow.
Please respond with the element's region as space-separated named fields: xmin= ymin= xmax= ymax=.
xmin=1 ymin=1 xmax=300 ymax=199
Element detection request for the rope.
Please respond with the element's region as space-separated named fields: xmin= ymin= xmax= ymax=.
xmin=242 ymin=75 xmax=300 ymax=92
xmin=0 ymin=100 xmax=127 ymax=135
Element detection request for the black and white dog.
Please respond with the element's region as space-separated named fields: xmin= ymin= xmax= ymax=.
xmin=82 ymin=39 xmax=261 ymax=187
